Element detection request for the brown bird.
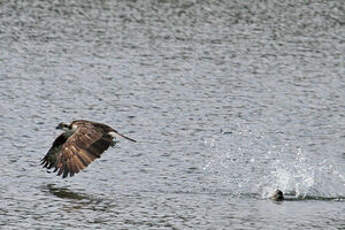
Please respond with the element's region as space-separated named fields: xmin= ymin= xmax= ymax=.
xmin=41 ymin=120 xmax=136 ymax=178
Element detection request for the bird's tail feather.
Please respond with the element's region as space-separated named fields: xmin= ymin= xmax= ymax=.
xmin=111 ymin=131 xmax=137 ymax=142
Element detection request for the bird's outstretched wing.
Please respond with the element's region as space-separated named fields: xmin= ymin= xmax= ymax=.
xmin=42 ymin=123 xmax=114 ymax=178
xmin=41 ymin=133 xmax=68 ymax=170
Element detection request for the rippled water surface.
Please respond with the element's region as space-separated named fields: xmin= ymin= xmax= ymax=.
xmin=1 ymin=0 xmax=345 ymax=229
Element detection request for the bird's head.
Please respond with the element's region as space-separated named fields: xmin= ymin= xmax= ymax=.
xmin=56 ymin=122 xmax=71 ymax=131
xmin=56 ymin=121 xmax=80 ymax=133
xmin=271 ymin=189 xmax=284 ymax=201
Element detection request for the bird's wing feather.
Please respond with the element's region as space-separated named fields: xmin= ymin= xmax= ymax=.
xmin=50 ymin=123 xmax=113 ymax=178
xmin=41 ymin=133 xmax=68 ymax=170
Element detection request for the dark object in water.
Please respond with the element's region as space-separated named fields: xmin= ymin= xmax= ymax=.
xmin=271 ymin=189 xmax=284 ymax=201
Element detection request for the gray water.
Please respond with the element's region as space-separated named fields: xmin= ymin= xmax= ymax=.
xmin=1 ymin=0 xmax=345 ymax=229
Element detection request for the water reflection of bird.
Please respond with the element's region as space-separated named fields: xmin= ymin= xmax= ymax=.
xmin=46 ymin=184 xmax=89 ymax=200
xmin=41 ymin=120 xmax=136 ymax=178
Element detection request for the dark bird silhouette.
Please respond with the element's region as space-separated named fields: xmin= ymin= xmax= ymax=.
xmin=41 ymin=120 xmax=136 ymax=178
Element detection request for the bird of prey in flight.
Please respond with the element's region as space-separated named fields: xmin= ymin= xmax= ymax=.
xmin=41 ymin=120 xmax=136 ymax=178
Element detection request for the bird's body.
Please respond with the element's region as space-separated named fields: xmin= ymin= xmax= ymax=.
xmin=41 ymin=120 xmax=136 ymax=178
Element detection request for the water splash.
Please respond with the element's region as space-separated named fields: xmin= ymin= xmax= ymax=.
xmin=261 ymin=147 xmax=345 ymax=200
xmin=203 ymin=127 xmax=345 ymax=200
xmin=202 ymin=126 xmax=269 ymax=195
